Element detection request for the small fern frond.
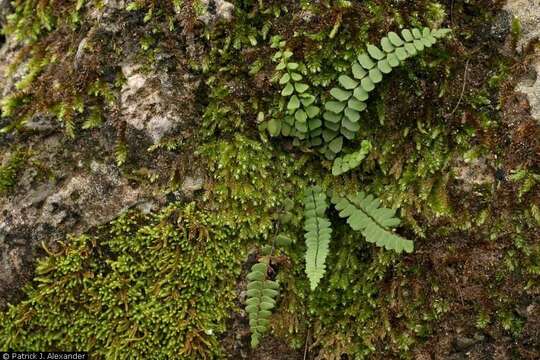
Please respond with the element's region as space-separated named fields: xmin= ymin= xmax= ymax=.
xmin=245 ymin=260 xmax=279 ymax=348
xmin=269 ymin=47 xmax=323 ymax=147
xmin=321 ymin=27 xmax=451 ymax=159
xmin=332 ymin=140 xmax=372 ymax=176
xmin=303 ymin=186 xmax=332 ymax=290
xmin=332 ymin=192 xmax=413 ymax=253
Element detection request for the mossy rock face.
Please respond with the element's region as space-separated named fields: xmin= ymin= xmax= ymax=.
xmin=0 ymin=0 xmax=539 ymax=359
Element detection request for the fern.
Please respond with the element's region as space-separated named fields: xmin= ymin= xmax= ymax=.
xmin=266 ymin=28 xmax=450 ymax=159
xmin=332 ymin=192 xmax=413 ymax=253
xmin=332 ymin=140 xmax=372 ymax=176
xmin=303 ymin=186 xmax=332 ymax=290
xmin=246 ymin=27 xmax=439 ymax=345
xmin=268 ymin=43 xmax=323 ymax=147
xmin=320 ymin=27 xmax=451 ymax=159
xmin=245 ymin=260 xmax=279 ymax=347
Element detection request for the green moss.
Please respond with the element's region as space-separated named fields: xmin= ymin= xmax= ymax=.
xmin=4 ymin=0 xmax=84 ymax=42
xmin=15 ymin=55 xmax=51 ymax=91
xmin=0 ymin=148 xmax=26 ymax=193
xmin=0 ymin=203 xmax=245 ymax=358
xmin=198 ymin=133 xmax=309 ymax=241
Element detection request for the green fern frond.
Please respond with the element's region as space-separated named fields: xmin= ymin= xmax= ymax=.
xmin=245 ymin=260 xmax=279 ymax=348
xmin=269 ymin=47 xmax=323 ymax=147
xmin=320 ymin=27 xmax=451 ymax=159
xmin=332 ymin=140 xmax=372 ymax=176
xmin=303 ymin=186 xmax=332 ymax=290
xmin=332 ymin=192 xmax=413 ymax=253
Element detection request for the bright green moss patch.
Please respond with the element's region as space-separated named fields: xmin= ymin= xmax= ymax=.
xmin=4 ymin=0 xmax=84 ymax=42
xmin=0 ymin=148 xmax=26 ymax=193
xmin=0 ymin=203 xmax=245 ymax=358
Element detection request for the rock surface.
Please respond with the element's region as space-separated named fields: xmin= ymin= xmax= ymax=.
xmin=120 ymin=64 xmax=199 ymax=143
xmin=505 ymin=0 xmax=540 ymax=122
xmin=0 ymin=134 xmax=148 ymax=305
xmin=503 ymin=0 xmax=540 ymax=52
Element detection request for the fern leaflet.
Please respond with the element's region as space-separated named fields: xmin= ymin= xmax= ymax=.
xmin=303 ymin=186 xmax=332 ymax=290
xmin=332 ymin=192 xmax=413 ymax=253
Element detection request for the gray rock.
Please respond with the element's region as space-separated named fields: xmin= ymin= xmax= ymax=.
xmin=0 ymin=37 xmax=24 ymax=99
xmin=182 ymin=176 xmax=204 ymax=194
xmin=21 ymin=114 xmax=57 ymax=132
xmin=0 ymin=160 xmax=143 ymax=304
xmin=504 ymin=0 xmax=540 ymax=53
xmin=490 ymin=10 xmax=511 ymax=41
xmin=0 ymin=0 xmax=203 ymax=308
xmin=454 ymin=336 xmax=476 ymax=351
xmin=0 ymin=0 xmax=10 ymax=28
xmin=505 ymin=0 xmax=540 ymax=122
xmin=453 ymin=156 xmax=494 ymax=192
xmin=120 ymin=64 xmax=198 ymax=143
xmin=197 ymin=0 xmax=235 ymax=25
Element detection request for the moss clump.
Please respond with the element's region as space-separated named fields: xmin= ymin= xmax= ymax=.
xmin=0 ymin=148 xmax=26 ymax=193
xmin=4 ymin=0 xmax=84 ymax=42
xmin=0 ymin=203 xmax=245 ymax=358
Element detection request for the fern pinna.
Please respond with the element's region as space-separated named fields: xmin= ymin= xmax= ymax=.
xmin=245 ymin=260 xmax=280 ymax=347
xmin=303 ymin=186 xmax=332 ymax=290
xmin=332 ymin=192 xmax=413 ymax=253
